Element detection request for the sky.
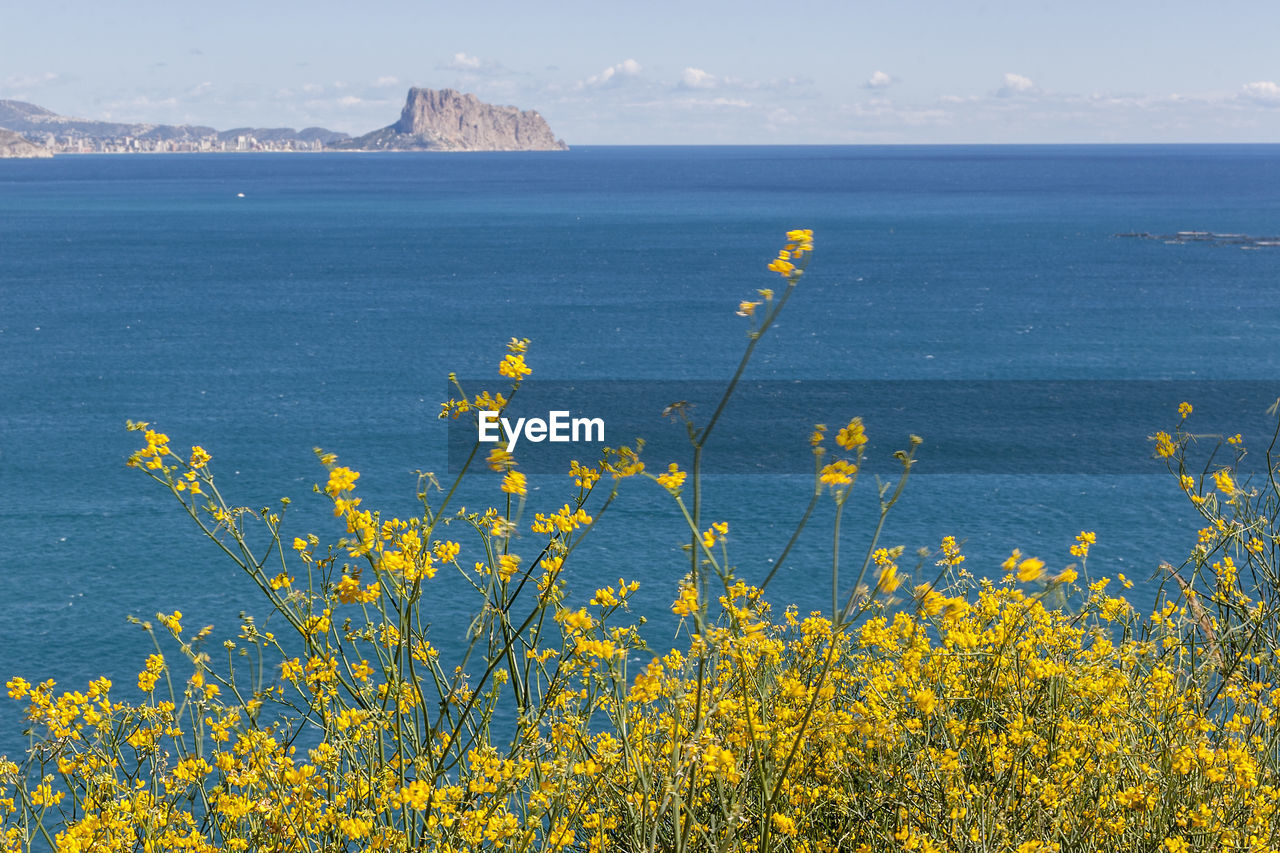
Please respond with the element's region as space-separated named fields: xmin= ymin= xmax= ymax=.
xmin=3 ymin=0 xmax=1280 ymax=144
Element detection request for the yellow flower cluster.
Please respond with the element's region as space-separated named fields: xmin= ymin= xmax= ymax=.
xmin=1069 ymin=529 xmax=1096 ymax=558
xmin=820 ymin=458 xmax=857 ymax=486
xmin=132 ymin=422 xmax=1280 ymax=848
xmin=14 ymin=261 xmax=1280 ymax=852
xmin=700 ymin=521 xmax=729 ymax=549
xmin=818 ymin=417 xmax=868 ymax=496
xmin=127 ymin=425 xmax=170 ymax=470
xmin=603 ymin=444 xmax=644 ymax=479
xmin=836 ymin=416 xmax=867 ymax=451
xmin=656 ymin=462 xmax=686 ymax=493
xmin=767 ymin=229 xmax=815 ymax=279
xmin=498 ymin=353 xmax=531 ymax=381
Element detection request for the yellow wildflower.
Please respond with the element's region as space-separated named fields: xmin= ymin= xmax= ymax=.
xmin=702 ymin=744 xmax=736 ymax=777
xmin=1017 ymin=557 xmax=1046 ymax=582
xmin=501 ymin=469 xmax=528 ymax=496
xmin=1070 ymin=530 xmax=1095 ymax=557
xmin=820 ymin=459 xmax=857 ymax=486
xmin=656 ymin=462 xmax=686 ymax=492
xmin=498 ymin=353 xmax=532 ymax=381
xmin=937 ymin=535 xmax=964 ymax=567
xmin=325 ymin=466 xmax=359 ymax=496
xmin=487 ymin=446 xmax=514 ymax=471
xmin=836 ymin=417 xmax=867 ymax=451
xmin=771 ymin=813 xmax=799 ymax=837
xmin=913 ymin=689 xmax=938 ymax=716
xmin=497 ymin=554 xmax=520 ymax=582
xmin=432 ymin=540 xmax=461 ymax=563
xmin=672 ymin=581 xmax=699 ymax=617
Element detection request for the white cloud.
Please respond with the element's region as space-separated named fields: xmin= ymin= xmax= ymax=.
xmin=767 ymin=107 xmax=797 ymax=127
xmin=373 ymin=76 xmax=400 ymax=88
xmin=536 ymin=69 xmax=1280 ymax=143
xmin=337 ymin=95 xmax=364 ymax=107
xmin=838 ymin=98 xmax=952 ymax=128
xmin=1241 ymin=81 xmax=1280 ymax=101
xmin=448 ymin=53 xmax=482 ymax=70
xmin=3 ymin=71 xmax=60 ymax=89
xmin=99 ymin=94 xmax=178 ymax=119
xmin=578 ymin=59 xmax=642 ymax=89
xmin=437 ymin=53 xmax=518 ymax=79
xmin=681 ymin=67 xmax=717 ymax=89
xmin=998 ymin=72 xmax=1036 ymax=96
xmin=677 ymin=96 xmax=750 ymax=108
xmin=863 ymin=70 xmax=893 ymax=89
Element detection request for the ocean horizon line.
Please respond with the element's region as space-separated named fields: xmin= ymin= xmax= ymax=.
xmin=10 ymin=141 xmax=1280 ymax=157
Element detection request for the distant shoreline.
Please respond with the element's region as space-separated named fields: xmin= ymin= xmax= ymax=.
xmin=7 ymin=142 xmax=1280 ymax=160
xmin=23 ymin=147 xmax=569 ymax=156
xmin=2 ymin=87 xmax=568 ymax=156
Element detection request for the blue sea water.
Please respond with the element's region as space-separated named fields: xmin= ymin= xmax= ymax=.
xmin=2 ymin=145 xmax=1279 ymax=756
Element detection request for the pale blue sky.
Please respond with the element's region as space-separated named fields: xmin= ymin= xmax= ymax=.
xmin=4 ymin=0 xmax=1280 ymax=143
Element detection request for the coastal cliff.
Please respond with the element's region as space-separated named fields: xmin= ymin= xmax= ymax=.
xmin=338 ymin=88 xmax=567 ymax=151
xmin=0 ymin=128 xmax=52 ymax=158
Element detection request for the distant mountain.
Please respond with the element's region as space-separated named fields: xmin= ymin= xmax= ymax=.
xmin=336 ymin=88 xmax=567 ymax=151
xmin=0 ymin=99 xmax=179 ymax=139
xmin=0 ymin=100 xmax=58 ymax=123
xmin=0 ymin=100 xmax=349 ymax=147
xmin=0 ymin=127 xmax=51 ymax=158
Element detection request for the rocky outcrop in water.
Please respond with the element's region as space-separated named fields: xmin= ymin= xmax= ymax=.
xmin=338 ymin=88 xmax=567 ymax=151
xmin=0 ymin=128 xmax=51 ymax=158
xmin=1115 ymin=231 xmax=1280 ymax=249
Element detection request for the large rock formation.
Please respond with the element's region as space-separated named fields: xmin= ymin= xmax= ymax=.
xmin=340 ymin=88 xmax=567 ymax=151
xmin=0 ymin=128 xmax=52 ymax=158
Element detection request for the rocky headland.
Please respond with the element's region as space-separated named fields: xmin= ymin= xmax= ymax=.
xmin=334 ymin=88 xmax=567 ymax=151
xmin=0 ymin=127 xmax=52 ymax=158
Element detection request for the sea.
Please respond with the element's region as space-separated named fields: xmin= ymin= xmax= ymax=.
xmin=2 ymin=145 xmax=1279 ymax=756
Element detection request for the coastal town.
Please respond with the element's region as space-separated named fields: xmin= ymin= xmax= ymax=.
xmin=25 ymin=132 xmax=330 ymax=154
